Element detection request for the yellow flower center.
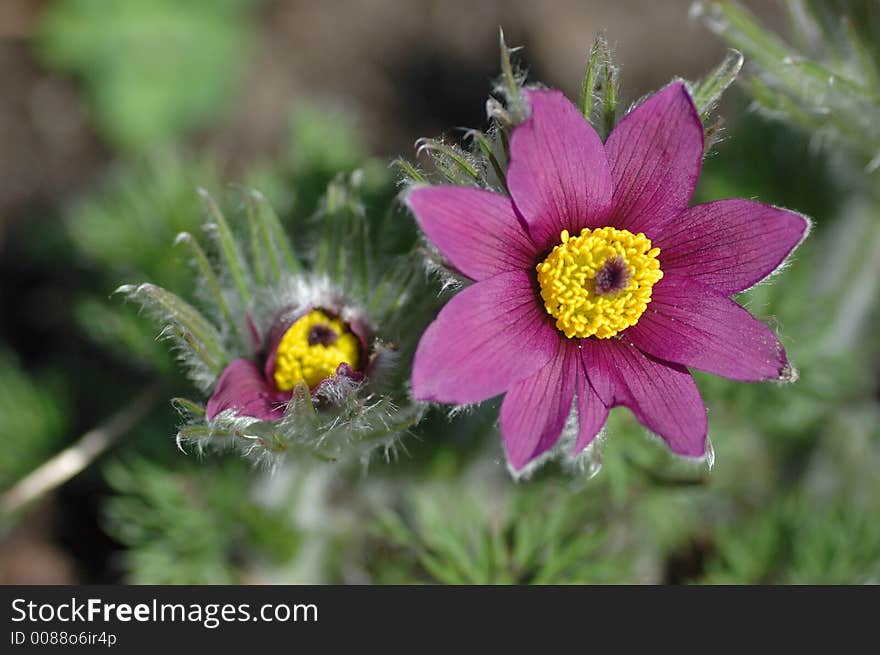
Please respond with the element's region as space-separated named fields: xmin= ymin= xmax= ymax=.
xmin=273 ymin=309 xmax=361 ymax=390
xmin=536 ymin=227 xmax=663 ymax=339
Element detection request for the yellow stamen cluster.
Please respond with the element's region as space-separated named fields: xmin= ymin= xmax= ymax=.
xmin=536 ymin=227 xmax=663 ymax=339
xmin=273 ymin=309 xmax=361 ymax=390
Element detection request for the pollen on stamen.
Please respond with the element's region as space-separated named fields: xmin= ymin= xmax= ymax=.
xmin=273 ymin=309 xmax=361 ymax=390
xmin=536 ymin=226 xmax=663 ymax=339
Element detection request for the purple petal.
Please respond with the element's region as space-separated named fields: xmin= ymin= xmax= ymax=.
xmin=406 ymin=186 xmax=538 ymax=281
xmin=206 ymin=358 xmax=291 ymax=421
xmin=412 ymin=270 xmax=558 ymax=404
xmin=507 ymin=89 xmax=613 ymax=250
xmin=655 ymin=199 xmax=810 ymax=294
xmin=624 ymin=276 xmax=791 ymax=382
xmin=345 ymin=312 xmax=373 ymax=367
xmin=582 ymin=338 xmax=707 ymax=457
xmin=500 ymin=340 xmax=576 ymax=471
xmin=605 ymin=82 xmax=703 ymax=236
xmin=572 ymin=359 xmax=610 ymax=455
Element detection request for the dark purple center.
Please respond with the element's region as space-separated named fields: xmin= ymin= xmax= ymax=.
xmin=593 ymin=256 xmax=631 ymax=296
xmin=308 ymin=323 xmax=339 ymax=347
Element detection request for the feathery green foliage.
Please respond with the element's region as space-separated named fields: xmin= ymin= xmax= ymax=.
xmin=104 ymin=457 xmax=301 ymax=584
xmin=694 ymin=0 xmax=880 ymax=172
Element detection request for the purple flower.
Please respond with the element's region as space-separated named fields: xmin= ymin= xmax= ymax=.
xmin=206 ymin=306 xmax=368 ymax=422
xmin=406 ymin=83 xmax=809 ymax=472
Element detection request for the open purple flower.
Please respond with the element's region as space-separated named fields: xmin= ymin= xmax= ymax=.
xmin=406 ymin=82 xmax=809 ymax=472
xmin=206 ymin=305 xmax=368 ymax=422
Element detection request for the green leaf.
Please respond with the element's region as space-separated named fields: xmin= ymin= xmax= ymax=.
xmin=175 ymin=232 xmax=235 ymax=334
xmin=119 ymin=283 xmax=227 ymax=367
xmin=580 ymin=36 xmax=605 ymax=118
xmin=690 ymin=48 xmax=744 ymax=120
xmin=198 ymin=189 xmax=252 ymax=306
xmin=242 ymin=188 xmax=301 ymax=282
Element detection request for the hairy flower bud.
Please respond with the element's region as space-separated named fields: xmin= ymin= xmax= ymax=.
xmin=122 ymin=180 xmax=437 ymax=468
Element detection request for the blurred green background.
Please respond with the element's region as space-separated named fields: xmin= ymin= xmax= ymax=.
xmin=0 ymin=0 xmax=877 ymax=584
